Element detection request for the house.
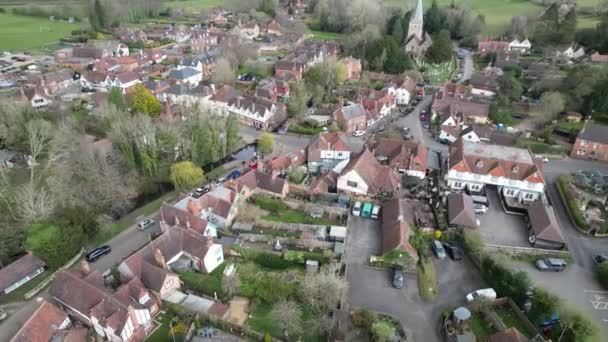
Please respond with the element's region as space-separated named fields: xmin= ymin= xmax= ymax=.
xmin=18 ymin=86 xmax=52 ymax=109
xmin=447 ymin=139 xmax=545 ymax=203
xmin=381 ymin=198 xmax=420 ymax=263
xmin=191 ymin=30 xmax=219 ymax=53
xmin=51 ymin=263 xmax=159 ymax=341
xmin=477 ymin=39 xmax=509 ymax=56
xmin=264 ymin=149 xmax=306 ymax=176
xmin=495 ymin=50 xmax=520 ymax=69
xmin=488 ymin=328 xmax=529 ymax=342
xmin=508 ymin=39 xmax=532 ymax=53
xmin=0 ymin=254 xmax=45 ymax=295
xmin=81 ymin=71 xmax=110 ymax=90
xmin=563 ymin=111 xmax=583 ymax=122
xmin=234 ymin=168 xmax=289 ymax=198
xmin=88 ymin=40 xmax=129 ymax=56
xmin=403 ymin=0 xmax=432 ymax=58
xmin=256 ymin=78 xmax=290 ymax=101
xmin=571 ymin=121 xmax=608 ymax=162
xmin=178 ymin=52 xmax=217 ymax=78
xmin=274 ymin=41 xmax=340 ymax=79
xmin=107 ymin=72 xmax=141 ymax=94
xmin=307 ymin=133 xmax=354 ymax=174
xmin=208 ymin=85 xmax=239 ymax=116
xmin=342 ymin=56 xmax=361 ymax=80
xmin=164 ymin=83 xmax=214 ymax=107
xmin=470 ymin=68 xmax=500 ymax=97
xmin=239 ymin=23 xmax=260 ymax=39
xmin=337 ymin=147 xmax=400 ymax=197
xmin=526 ymin=202 xmax=566 ymax=249
xmin=332 ymin=101 xmax=368 ymax=133
xmin=447 ymin=193 xmax=477 ymax=228
xmin=11 ymin=300 xmax=88 ymax=342
xmin=266 ymin=20 xmax=283 ymax=36
xmin=368 ymin=138 xmax=428 ymax=178
xmin=432 ymin=83 xmax=490 ymax=124
xmin=43 ymin=68 xmax=76 ymax=94
xmin=385 ymin=76 xmax=417 ymax=105
xmin=438 ymin=104 xmax=490 ymax=144
xmin=357 ymin=88 xmax=396 ymax=123
xmin=144 ymin=79 xmax=171 ymax=96
xmin=591 ymin=52 xmax=608 ymax=63
xmin=168 ymin=67 xmax=203 ymax=86
xmin=441 ymin=124 xmax=493 ymax=145
xmin=110 ymin=56 xmax=140 ymax=72
xmin=227 ymin=96 xmax=285 ymax=130
xmin=212 ymin=14 xmax=228 ymax=25
xmin=172 ymin=188 xmax=241 ymax=231
xmin=559 ymin=44 xmax=585 ymax=61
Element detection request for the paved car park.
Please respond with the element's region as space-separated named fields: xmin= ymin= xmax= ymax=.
xmin=345 ymin=216 xmax=485 ymax=342
xmin=477 ymin=187 xmax=530 ymax=247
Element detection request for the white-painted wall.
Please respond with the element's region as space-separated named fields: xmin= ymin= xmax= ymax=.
xmin=337 ymin=170 xmax=368 ymax=195
xmin=203 ymin=244 xmax=224 ymax=273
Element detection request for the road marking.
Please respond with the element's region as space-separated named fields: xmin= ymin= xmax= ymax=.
xmin=584 ymin=290 xmax=608 ymax=294
xmin=590 ymin=295 xmax=608 ymax=310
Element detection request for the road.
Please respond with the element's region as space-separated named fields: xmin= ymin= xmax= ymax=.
xmin=461 ymin=49 xmax=474 ymax=82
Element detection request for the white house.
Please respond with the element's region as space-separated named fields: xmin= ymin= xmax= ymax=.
xmin=227 ymin=96 xmax=284 ymax=129
xmin=385 ymin=77 xmax=416 ymax=105
xmin=307 ymin=133 xmax=354 ymax=174
xmin=168 ymin=67 xmax=203 ymax=86
xmin=440 ymin=124 xmax=491 ymax=144
xmin=336 ymin=147 xmax=400 ymax=196
xmin=106 ymin=72 xmax=141 ymax=94
xmin=20 ymin=87 xmax=52 ymax=109
xmin=560 ymin=45 xmax=585 ymax=61
xmin=508 ymin=39 xmax=532 ymax=53
xmin=447 ymin=139 xmax=545 ymax=203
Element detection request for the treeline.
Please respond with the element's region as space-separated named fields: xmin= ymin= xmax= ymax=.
xmin=88 ymin=0 xmax=167 ymax=31
xmin=9 ymin=5 xmax=81 ymax=21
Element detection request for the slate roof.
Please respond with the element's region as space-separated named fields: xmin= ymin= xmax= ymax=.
xmin=0 ymin=254 xmax=45 ymax=292
xmin=11 ymin=300 xmax=69 ymax=342
xmin=527 ymin=203 xmax=565 ymax=244
xmin=44 ymin=69 xmax=74 ymax=84
xmin=448 ymin=193 xmax=477 ymax=228
xmin=169 ymin=67 xmax=201 ymax=80
xmin=381 ymin=198 xmax=419 ymax=260
xmin=578 ymin=121 xmax=608 ymax=145
xmin=340 ymin=147 xmax=400 ymax=195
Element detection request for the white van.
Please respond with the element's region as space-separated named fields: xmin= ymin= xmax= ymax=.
xmin=371 ymin=205 xmax=381 ymax=219
xmin=352 ymin=201 xmax=362 ymax=216
xmin=465 ymin=288 xmax=497 ymax=303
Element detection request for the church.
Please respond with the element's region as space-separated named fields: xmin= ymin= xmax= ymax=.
xmin=403 ymin=0 xmax=432 ymax=59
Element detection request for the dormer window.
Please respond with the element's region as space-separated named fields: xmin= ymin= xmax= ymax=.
xmin=139 ymin=292 xmax=150 ymax=305
xmin=476 ymin=160 xmax=483 ymax=168
xmin=512 ymin=165 xmax=519 ymax=173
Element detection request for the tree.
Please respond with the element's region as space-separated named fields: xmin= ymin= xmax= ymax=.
xmin=212 ymin=58 xmax=235 ymax=85
xmin=425 ymin=30 xmax=453 ymax=64
xmin=597 ymin=262 xmax=608 ymax=288
xmin=258 ymin=132 xmax=274 ymax=154
xmin=559 ymin=308 xmax=599 ymax=341
xmin=301 ymin=264 xmax=348 ymax=313
xmin=371 ymin=321 xmax=394 ymax=342
xmin=222 ymin=272 xmax=241 ymax=299
xmin=55 ymin=206 xmax=100 ymax=239
xmin=498 ymin=71 xmax=523 ymax=102
xmin=424 ymin=0 xmax=443 ymax=34
xmin=532 ymin=91 xmax=565 ymax=124
xmin=562 ymin=65 xmax=604 ymax=111
xmin=25 ymin=221 xmax=85 ymax=269
xmin=584 ymin=79 xmax=608 ymax=123
xmin=409 ymin=229 xmax=430 ymax=262
xmin=89 ymin=0 xmax=106 ymax=31
xmin=286 ymin=81 xmax=308 ymax=118
xmin=529 ymin=287 xmax=560 ymax=325
xmin=391 ymin=18 xmax=404 ymax=44
xmin=108 ymin=87 xmax=126 ymax=110
xmin=225 ymin=113 xmax=239 ymax=153
xmin=352 ymin=309 xmax=378 ymax=329
xmin=170 ymin=161 xmax=204 ymax=190
xmin=130 ymin=84 xmax=162 ymax=117
xmin=270 ymin=300 xmax=303 ymax=337
xmin=259 ymin=0 xmax=275 ymax=17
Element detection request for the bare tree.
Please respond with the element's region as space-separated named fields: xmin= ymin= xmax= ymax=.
xmin=222 ymin=272 xmax=241 ymax=298
xmin=532 ymin=91 xmax=566 ymax=125
xmin=301 ymin=264 xmax=348 ymax=313
xmin=212 ymin=58 xmax=236 ymax=85
xmin=14 ymin=182 xmax=55 ymax=222
xmin=308 ymin=312 xmax=333 ymax=335
xmin=510 ymin=16 xmax=528 ymax=37
xmin=270 ymin=300 xmax=303 ymax=338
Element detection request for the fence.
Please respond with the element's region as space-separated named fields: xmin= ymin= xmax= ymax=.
xmin=484 ymin=244 xmax=570 ymax=258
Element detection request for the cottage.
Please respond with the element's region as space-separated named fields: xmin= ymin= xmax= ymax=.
xmin=0 ymin=254 xmax=45 ymax=295
xmin=526 ymin=202 xmax=566 ymax=249
xmin=274 ymin=41 xmax=339 ymax=79
xmin=591 ymin=52 xmax=608 ymax=63
xmin=88 ymin=40 xmax=129 ymax=57
xmin=18 ymin=86 xmax=53 ymax=109
xmin=234 ymin=168 xmax=289 ymax=198
xmin=470 ymin=69 xmax=500 ymax=98
xmin=385 ymin=76 xmax=417 ymax=106
xmin=168 ymin=67 xmax=203 ymax=86
xmin=10 ymin=300 xmax=87 ymax=342
xmin=477 ymin=39 xmax=509 ymax=56
xmin=341 ymin=56 xmax=361 ymax=80
xmin=264 ymin=149 xmax=306 ymax=176
xmin=508 ymin=39 xmax=532 ymax=53
xmin=178 ymin=52 xmax=216 ymax=78
xmin=447 ymin=193 xmax=477 ymax=228
xmin=571 ymin=121 xmax=608 ymax=162
xmin=337 ymin=147 xmax=400 ymax=197
xmin=239 ymin=23 xmax=260 ymax=39
xmin=381 ymin=198 xmax=419 ymax=263
xmin=227 ymin=96 xmax=285 ymax=130
xmin=106 ymin=72 xmax=141 ymax=94
xmin=369 ymin=138 xmax=428 ymax=178
xmin=332 ymin=101 xmax=368 ymax=133
xmin=43 ymin=68 xmax=76 ymax=94
xmin=307 ymin=133 xmax=354 ymax=174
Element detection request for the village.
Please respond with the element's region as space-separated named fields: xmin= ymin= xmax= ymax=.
xmin=2 ymin=0 xmax=608 ymax=342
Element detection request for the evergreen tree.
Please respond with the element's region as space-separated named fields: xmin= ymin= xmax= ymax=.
xmin=424 ymin=0 xmax=443 ymax=35
xmin=108 ymin=87 xmax=126 ymax=110
xmin=561 ymin=9 xmax=577 ymax=44
xmin=425 ymin=30 xmax=453 ymax=63
xmin=392 ymin=18 xmax=404 ymax=44
xmin=225 ymin=113 xmax=239 ymax=154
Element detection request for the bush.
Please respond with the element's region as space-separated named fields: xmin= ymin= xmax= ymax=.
xmin=253 ymin=252 xmax=293 ymax=270
xmin=283 ymin=250 xmax=330 ymax=265
xmin=558 ymin=176 xmax=590 ymax=230
xmin=480 ymin=256 xmax=532 ymax=307
xmin=371 ymin=321 xmax=394 ymax=342
xmin=352 ymin=309 xmax=378 ymax=329
xmin=597 ymin=262 xmax=608 ymax=289
xmin=288 ymin=123 xmax=324 ymax=135
xmin=180 ymin=271 xmax=223 ymax=300
xmin=252 ymin=195 xmax=288 ymax=213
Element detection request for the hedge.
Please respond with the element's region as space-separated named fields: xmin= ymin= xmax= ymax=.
xmin=180 ymin=271 xmax=223 ymax=300
xmin=557 ymin=176 xmax=590 ymax=230
xmin=251 ymin=195 xmax=289 ymax=213
xmin=283 ymin=250 xmax=330 ymax=265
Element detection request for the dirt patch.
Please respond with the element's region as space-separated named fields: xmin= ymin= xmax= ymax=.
xmin=228 ymin=296 xmax=250 ymax=325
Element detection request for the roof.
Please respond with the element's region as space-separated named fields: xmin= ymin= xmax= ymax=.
xmin=411 ymin=0 xmax=424 ymax=25
xmin=44 ymin=69 xmax=74 ymax=84
xmin=449 ymin=139 xmax=545 ymax=184
xmin=340 ymin=147 xmax=400 ymax=195
xmin=381 ymin=198 xmax=419 ymax=260
xmin=235 ymin=169 xmax=288 ymax=195
xmin=169 ymin=67 xmax=201 ymax=80
xmin=336 ymin=103 xmax=367 ymax=120
xmin=309 ymin=170 xmax=338 ymax=194
xmin=488 ymin=328 xmax=530 ymax=342
xmin=307 ymin=133 xmax=352 ymax=163
xmin=369 ymin=138 xmax=428 ymax=173
xmin=578 ymin=121 xmax=608 ymax=145
xmin=11 ymin=300 xmax=69 ymax=342
xmin=0 ymin=254 xmax=45 ymax=292
xmin=448 ymin=193 xmax=477 ymax=228
xmin=210 ymin=85 xmax=239 ymax=104
xmin=470 ymin=70 xmax=499 ymax=91
xmin=478 ymin=40 xmax=509 ymax=53
xmin=527 ymin=203 xmax=565 ymax=244
xmin=115 ymin=72 xmax=139 ymax=83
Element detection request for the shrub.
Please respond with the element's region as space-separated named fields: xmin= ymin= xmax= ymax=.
xmin=288 ymin=123 xmax=324 ymax=135
xmin=558 ymin=176 xmax=590 ymax=230
xmin=252 ymin=195 xmax=288 ymax=213
xmin=253 ymin=252 xmax=292 ymax=270
xmin=283 ymin=250 xmax=330 ymax=265
xmin=597 ymin=262 xmax=608 ymax=289
xmin=352 ymin=309 xmax=378 ymax=329
xmin=180 ymin=271 xmax=223 ymax=300
xmin=371 ymin=321 xmax=394 ymax=342
xmin=479 ymin=256 xmax=532 ymax=307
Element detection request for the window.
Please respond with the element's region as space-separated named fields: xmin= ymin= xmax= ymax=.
xmin=583 ymin=140 xmax=590 ymax=146
xmin=347 ymin=180 xmax=358 ymax=187
xmin=504 ymin=188 xmax=516 ymax=196
xmin=337 ymin=152 xmax=343 ymax=157
xmin=453 ymin=181 xmax=463 ymax=189
xmin=217 ymin=255 xmax=222 ymax=262
xmin=524 ymin=193 xmax=535 ymax=200
xmin=577 ymin=149 xmax=586 ymax=156
xmin=469 ymin=184 xmax=481 ymax=191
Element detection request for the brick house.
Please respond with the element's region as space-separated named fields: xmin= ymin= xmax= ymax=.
xmin=332 ymin=101 xmax=368 ymax=133
xmin=342 ymin=56 xmax=361 ymax=80
xmin=571 ymin=121 xmax=608 ymax=162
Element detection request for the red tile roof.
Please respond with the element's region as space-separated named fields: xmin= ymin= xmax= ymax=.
xmin=381 ymin=198 xmax=419 ymax=260
xmin=340 ymin=147 xmax=400 ymax=195
xmin=11 ymin=300 xmax=69 ymax=342
xmin=369 ymin=138 xmax=428 ymax=173
xmin=307 ymin=133 xmax=352 ymax=163
xmin=235 ymin=169 xmax=288 ymax=195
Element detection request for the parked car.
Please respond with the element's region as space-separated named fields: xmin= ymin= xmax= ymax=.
xmin=473 ymin=203 xmax=488 ymax=214
xmin=86 ymin=245 xmax=112 ymax=262
xmin=465 ymin=288 xmax=497 ymax=303
xmin=352 ymin=201 xmax=362 ymax=216
xmin=444 ymin=243 xmax=463 ymax=260
xmin=361 ymin=202 xmax=373 ymax=218
xmin=195 ymin=185 xmax=210 ymax=194
xmin=226 ymin=169 xmax=242 ymax=180
xmin=371 ymin=205 xmax=381 ymax=220
xmin=137 ymin=219 xmax=155 ymax=230
xmin=423 ymin=121 xmax=430 ymax=129
xmin=535 ymin=258 xmax=567 ymax=272
xmin=353 ymin=130 xmax=365 ymax=137
xmin=594 ymin=254 xmax=608 ymax=265
xmin=391 ymin=268 xmax=404 ymax=289
xmin=419 ymin=113 xmax=427 ymax=121
xmin=431 ymin=240 xmax=447 ymax=259
xmin=215 ymin=178 xmax=225 ymax=186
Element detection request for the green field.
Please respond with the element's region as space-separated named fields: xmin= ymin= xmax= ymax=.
xmin=309 ymin=29 xmax=345 ymax=41
xmin=165 ymin=0 xmax=226 ymax=11
xmin=0 ymin=12 xmax=77 ymax=51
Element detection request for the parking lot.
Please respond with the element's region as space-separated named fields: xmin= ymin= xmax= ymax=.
xmin=477 ymin=187 xmax=530 ymax=247
xmin=345 ymin=216 xmax=485 ymax=342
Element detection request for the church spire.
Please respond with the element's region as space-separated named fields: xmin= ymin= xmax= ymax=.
xmin=412 ymin=0 xmax=424 ymax=26
xmin=408 ymin=0 xmax=424 ymax=41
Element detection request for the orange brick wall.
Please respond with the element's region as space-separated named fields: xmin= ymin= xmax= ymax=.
xmin=570 ymin=138 xmax=608 ymax=161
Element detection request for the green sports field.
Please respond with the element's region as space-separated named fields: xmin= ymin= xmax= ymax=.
xmin=0 ymin=12 xmax=77 ymax=51
xmin=165 ymin=0 xmax=226 ymax=12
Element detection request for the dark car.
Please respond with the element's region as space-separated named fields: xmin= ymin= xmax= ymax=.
xmin=86 ymin=245 xmax=112 ymax=262
xmin=423 ymin=121 xmax=430 ymax=129
xmin=594 ymin=254 xmax=608 ymax=265
xmin=226 ymin=169 xmax=242 ymax=180
xmin=391 ymin=268 xmax=404 ymax=289
xmin=444 ymin=243 xmax=463 ymax=260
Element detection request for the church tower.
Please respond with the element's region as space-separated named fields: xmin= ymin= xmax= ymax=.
xmin=408 ymin=0 xmax=424 ymax=41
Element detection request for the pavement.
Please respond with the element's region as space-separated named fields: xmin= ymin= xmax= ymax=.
xmin=345 ymin=216 xmax=484 ymax=342
xmin=461 ymin=49 xmax=474 ymax=82
xmin=477 ymin=187 xmax=529 ymax=248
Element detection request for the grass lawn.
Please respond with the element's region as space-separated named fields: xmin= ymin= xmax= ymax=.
xmin=468 ymin=312 xmax=498 ymax=341
xmin=164 ymin=0 xmax=226 ymax=11
xmin=417 ymin=260 xmax=438 ymax=301
xmin=0 ymin=269 xmax=53 ymax=305
xmin=0 ymin=13 xmax=78 ymax=51
xmin=493 ymin=305 xmax=538 ymax=338
xmin=147 ymin=313 xmax=173 ymax=342
xmin=263 ymin=210 xmax=338 ymax=225
xmin=92 ymin=190 xmax=178 ymax=245
xmin=309 ymin=30 xmax=345 ymax=41
xmin=247 ymin=302 xmax=324 ymax=341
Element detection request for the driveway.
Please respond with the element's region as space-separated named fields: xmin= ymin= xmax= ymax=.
xmin=477 ymin=187 xmax=529 ymax=248
xmin=345 ymin=216 xmax=484 ymax=342
xmin=461 ymin=50 xmax=474 ymax=82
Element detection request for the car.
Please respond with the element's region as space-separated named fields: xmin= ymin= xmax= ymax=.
xmin=137 ymin=219 xmax=155 ymax=230
xmin=195 ymin=185 xmax=210 ymax=194
xmin=423 ymin=121 xmax=430 ymax=129
xmin=391 ymin=268 xmax=404 ymax=289
xmin=352 ymin=201 xmax=362 ymax=216
xmin=444 ymin=243 xmax=463 ymax=260
xmin=473 ymin=203 xmax=488 ymax=214
xmin=593 ymin=254 xmax=608 ymax=265
xmin=353 ymin=130 xmax=365 ymax=137
xmin=431 ymin=240 xmax=447 ymax=259
xmin=465 ymin=288 xmax=497 ymax=303
xmin=215 ymin=178 xmax=225 ymax=186
xmin=189 ymin=191 xmax=202 ymax=199
xmin=402 ymin=127 xmax=411 ymax=134
xmin=374 ymin=126 xmax=387 ymax=134
xmin=226 ymin=169 xmax=242 ymax=180
xmin=419 ymin=113 xmax=427 ymax=121
xmin=371 ymin=205 xmax=381 ymax=219
xmin=535 ymin=258 xmax=567 ymax=272
xmin=86 ymin=245 xmax=112 ymax=262
xmin=361 ymin=202 xmax=373 ymax=218
xmin=411 ymin=100 xmax=418 ymax=106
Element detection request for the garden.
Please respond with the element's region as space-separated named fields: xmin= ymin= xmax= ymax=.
xmin=558 ymin=171 xmax=608 ymax=234
xmin=418 ymin=57 xmax=457 ymax=86
xmin=250 ymin=195 xmax=341 ymax=226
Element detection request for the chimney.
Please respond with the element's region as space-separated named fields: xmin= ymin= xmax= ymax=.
xmin=81 ymin=259 xmax=91 ymax=275
xmin=187 ymin=199 xmax=199 ymax=215
xmin=203 ymin=229 xmax=214 ymax=248
xmin=154 ymin=248 xmax=166 ymax=269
